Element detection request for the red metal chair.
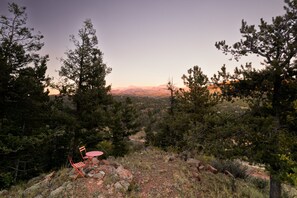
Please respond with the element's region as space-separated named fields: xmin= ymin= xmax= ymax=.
xmin=68 ymin=156 xmax=86 ymax=179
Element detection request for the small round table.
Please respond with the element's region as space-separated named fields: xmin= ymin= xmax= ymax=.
xmin=85 ymin=151 xmax=104 ymax=166
xmin=86 ymin=151 xmax=104 ymax=158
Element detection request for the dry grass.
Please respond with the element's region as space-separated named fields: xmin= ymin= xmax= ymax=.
xmin=3 ymin=146 xmax=297 ymax=197
xmin=117 ymin=147 xmax=270 ymax=198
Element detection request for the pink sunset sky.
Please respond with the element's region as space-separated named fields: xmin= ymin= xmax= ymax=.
xmin=0 ymin=0 xmax=285 ymax=88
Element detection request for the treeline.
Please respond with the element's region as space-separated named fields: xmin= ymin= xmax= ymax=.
xmin=0 ymin=3 xmax=139 ymax=188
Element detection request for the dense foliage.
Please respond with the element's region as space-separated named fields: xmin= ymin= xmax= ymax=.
xmin=0 ymin=3 xmax=51 ymax=188
xmin=149 ymin=66 xmax=219 ymax=152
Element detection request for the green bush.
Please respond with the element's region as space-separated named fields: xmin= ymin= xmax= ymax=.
xmin=211 ymin=159 xmax=248 ymax=179
xmin=96 ymin=140 xmax=114 ymax=157
xmin=249 ymin=177 xmax=269 ymax=190
xmin=0 ymin=172 xmax=13 ymax=189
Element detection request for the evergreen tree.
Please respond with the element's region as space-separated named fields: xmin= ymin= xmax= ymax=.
xmin=214 ymin=0 xmax=297 ymax=196
xmin=110 ymin=97 xmax=140 ymax=156
xmin=156 ymin=66 xmax=219 ymax=151
xmin=0 ymin=3 xmax=50 ymax=187
xmin=58 ymin=19 xmax=112 ymax=151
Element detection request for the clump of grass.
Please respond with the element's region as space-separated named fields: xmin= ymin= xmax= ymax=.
xmin=96 ymin=140 xmax=113 ymax=157
xmin=240 ymin=186 xmax=267 ymax=198
xmin=249 ymin=177 xmax=269 ymax=190
xmin=127 ymin=180 xmax=141 ymax=193
xmin=103 ymin=173 xmax=120 ymax=186
xmin=210 ymin=159 xmax=249 ymax=179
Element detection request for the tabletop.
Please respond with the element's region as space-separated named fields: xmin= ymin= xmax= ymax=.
xmin=86 ymin=151 xmax=104 ymax=157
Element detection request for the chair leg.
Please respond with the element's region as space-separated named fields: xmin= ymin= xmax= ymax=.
xmin=74 ymin=167 xmax=85 ymax=179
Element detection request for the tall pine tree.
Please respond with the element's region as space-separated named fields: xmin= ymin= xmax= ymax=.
xmin=214 ymin=0 xmax=297 ymax=197
xmin=0 ymin=3 xmax=50 ymax=187
xmin=58 ymin=19 xmax=112 ymax=152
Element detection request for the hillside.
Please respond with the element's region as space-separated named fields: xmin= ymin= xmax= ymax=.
xmin=3 ymin=144 xmax=296 ymax=198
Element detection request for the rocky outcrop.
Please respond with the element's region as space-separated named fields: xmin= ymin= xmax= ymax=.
xmin=12 ymin=159 xmax=134 ymax=198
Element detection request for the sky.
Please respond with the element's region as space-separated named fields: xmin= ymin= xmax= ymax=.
xmin=0 ymin=0 xmax=286 ymax=88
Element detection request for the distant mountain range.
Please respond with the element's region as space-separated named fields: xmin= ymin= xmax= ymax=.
xmin=111 ymin=85 xmax=170 ymax=97
xmin=111 ymin=84 xmax=220 ymax=97
xmin=48 ymin=84 xmax=220 ymax=97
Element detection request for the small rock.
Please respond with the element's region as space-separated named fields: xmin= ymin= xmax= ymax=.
xmin=49 ymin=186 xmax=64 ymax=197
xmin=198 ymin=165 xmax=205 ymax=171
xmin=114 ymin=180 xmax=130 ymax=191
xmin=93 ymin=171 xmax=105 ymax=180
xmin=119 ymin=180 xmax=130 ymax=191
xmin=116 ymin=166 xmax=133 ymax=181
xmin=87 ymin=173 xmax=94 ymax=177
xmin=114 ymin=182 xmax=123 ymax=191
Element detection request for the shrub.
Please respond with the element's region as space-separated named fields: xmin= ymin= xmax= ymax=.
xmin=0 ymin=172 xmax=13 ymax=189
xmin=211 ymin=159 xmax=248 ymax=179
xmin=96 ymin=140 xmax=114 ymax=157
xmin=249 ymin=177 xmax=269 ymax=190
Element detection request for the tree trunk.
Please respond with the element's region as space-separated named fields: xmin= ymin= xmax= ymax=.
xmin=270 ymin=175 xmax=281 ymax=198
xmin=14 ymin=158 xmax=19 ymax=182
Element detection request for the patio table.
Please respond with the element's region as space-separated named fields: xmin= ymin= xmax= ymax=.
xmin=85 ymin=151 xmax=104 ymax=166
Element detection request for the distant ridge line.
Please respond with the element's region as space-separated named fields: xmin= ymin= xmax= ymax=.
xmin=110 ymin=84 xmax=220 ymax=97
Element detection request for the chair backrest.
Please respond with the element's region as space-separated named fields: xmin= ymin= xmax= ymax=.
xmin=79 ymin=146 xmax=87 ymax=159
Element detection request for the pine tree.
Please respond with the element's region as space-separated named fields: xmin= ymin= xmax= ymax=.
xmin=157 ymin=66 xmax=219 ymax=151
xmin=214 ymin=0 xmax=297 ymax=197
xmin=109 ymin=97 xmax=140 ymax=156
xmin=0 ymin=3 xmax=50 ymax=187
xmin=58 ymin=19 xmax=112 ymax=151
